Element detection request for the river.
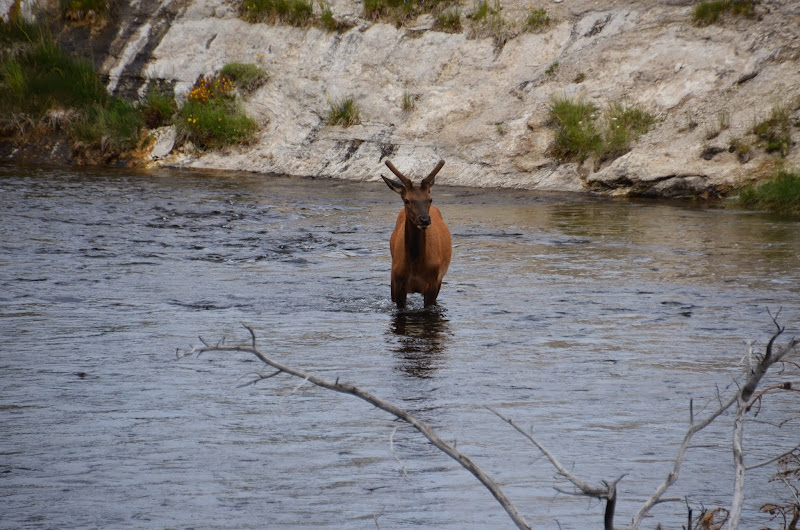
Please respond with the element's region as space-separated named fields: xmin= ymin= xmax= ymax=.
xmin=1 ymin=164 xmax=799 ymax=529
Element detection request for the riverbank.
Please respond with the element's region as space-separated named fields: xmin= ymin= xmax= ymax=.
xmin=1 ymin=0 xmax=799 ymax=197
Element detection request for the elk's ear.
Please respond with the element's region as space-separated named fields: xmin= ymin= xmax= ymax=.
xmin=382 ymin=175 xmax=405 ymax=195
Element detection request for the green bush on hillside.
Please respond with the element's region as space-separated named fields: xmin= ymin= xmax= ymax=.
xmin=547 ymin=96 xmax=656 ymax=163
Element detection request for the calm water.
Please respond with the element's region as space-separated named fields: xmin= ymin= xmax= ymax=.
xmin=1 ymin=164 xmax=799 ymax=529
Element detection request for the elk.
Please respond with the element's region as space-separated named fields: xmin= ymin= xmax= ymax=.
xmin=382 ymin=159 xmax=452 ymax=309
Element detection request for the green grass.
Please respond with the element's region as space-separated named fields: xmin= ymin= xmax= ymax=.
xmin=468 ymin=0 xmax=514 ymax=47
xmin=138 ymin=81 xmax=177 ymax=129
xmin=752 ymin=104 xmax=792 ymax=156
xmin=241 ymin=0 xmax=315 ymax=26
xmin=469 ymin=0 xmax=490 ymax=22
xmin=179 ymin=98 xmax=257 ymax=148
xmin=0 ymin=15 xmax=257 ymax=157
xmin=547 ymin=96 xmax=601 ymax=162
xmin=326 ymin=97 xmax=361 ymax=127
xmin=319 ymin=6 xmax=338 ymax=30
xmin=525 ymin=7 xmax=550 ymax=32
xmin=71 ymin=98 xmax=144 ymax=152
xmin=219 ymin=62 xmax=269 ymax=94
xmin=693 ymin=0 xmax=755 ymax=26
xmin=363 ymin=0 xmax=455 ymax=24
xmin=436 ymin=9 xmax=462 ymax=32
xmin=601 ymin=102 xmax=656 ymax=159
xmin=736 ymin=170 xmax=800 ymax=215
xmin=0 ymin=15 xmax=148 ymax=155
xmin=402 ymin=91 xmax=416 ymax=113
xmin=547 ymin=96 xmax=656 ymax=163
xmin=3 ymin=32 xmax=108 ymax=115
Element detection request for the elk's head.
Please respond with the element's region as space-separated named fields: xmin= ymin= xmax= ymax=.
xmin=382 ymin=159 xmax=445 ymax=230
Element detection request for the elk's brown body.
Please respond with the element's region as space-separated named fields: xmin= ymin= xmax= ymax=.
xmin=382 ymin=159 xmax=452 ymax=309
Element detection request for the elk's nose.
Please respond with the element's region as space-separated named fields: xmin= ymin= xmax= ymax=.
xmin=419 ymin=215 xmax=431 ymax=227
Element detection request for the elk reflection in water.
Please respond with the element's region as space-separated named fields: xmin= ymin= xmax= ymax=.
xmin=389 ymin=308 xmax=452 ymax=378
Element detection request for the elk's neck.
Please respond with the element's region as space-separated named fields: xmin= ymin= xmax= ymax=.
xmin=404 ymin=218 xmax=427 ymax=261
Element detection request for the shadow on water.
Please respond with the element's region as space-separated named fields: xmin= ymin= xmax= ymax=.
xmin=388 ymin=307 xmax=451 ymax=378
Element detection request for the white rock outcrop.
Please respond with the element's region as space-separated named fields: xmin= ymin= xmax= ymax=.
xmin=128 ymin=0 xmax=799 ymax=194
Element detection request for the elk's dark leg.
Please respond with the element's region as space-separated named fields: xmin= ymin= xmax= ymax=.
xmin=423 ymin=286 xmax=440 ymax=307
xmin=392 ymin=277 xmax=407 ymax=309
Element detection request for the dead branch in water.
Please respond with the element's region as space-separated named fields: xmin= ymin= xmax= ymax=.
xmin=488 ymin=406 xmax=627 ymax=530
xmin=177 ymin=324 xmax=533 ymax=530
xmin=178 ymin=316 xmax=798 ymax=529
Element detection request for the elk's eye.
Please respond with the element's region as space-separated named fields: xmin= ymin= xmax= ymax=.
xmin=403 ymin=199 xmax=410 ymax=204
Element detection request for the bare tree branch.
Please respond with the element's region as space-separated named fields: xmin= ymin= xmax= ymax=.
xmin=487 ymin=406 xmax=623 ymax=530
xmin=746 ymin=443 xmax=800 ymax=471
xmin=178 ymin=325 xmax=533 ymax=530
xmin=631 ymin=325 xmax=798 ymax=529
xmin=731 ymin=328 xmax=799 ymax=530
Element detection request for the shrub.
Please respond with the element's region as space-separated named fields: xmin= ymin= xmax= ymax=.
xmin=736 ymin=170 xmax=800 ymax=215
xmin=178 ymin=74 xmax=257 ymax=148
xmin=326 ymin=96 xmax=361 ymax=127
xmin=545 ymin=61 xmax=559 ymax=76
xmin=219 ymin=62 xmax=269 ymax=94
xmin=179 ymin=98 xmax=256 ymax=148
xmin=525 ymin=7 xmax=550 ymax=32
xmin=241 ymin=0 xmax=314 ymax=26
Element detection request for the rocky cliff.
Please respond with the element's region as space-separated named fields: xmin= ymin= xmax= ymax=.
xmin=5 ymin=0 xmax=800 ymax=195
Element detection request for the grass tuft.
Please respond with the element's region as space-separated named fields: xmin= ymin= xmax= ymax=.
xmin=693 ymin=0 xmax=755 ymax=26
xmin=364 ymin=0 xmax=456 ymax=25
xmin=436 ymin=9 xmax=462 ymax=33
xmin=326 ymin=96 xmax=361 ymax=127
xmin=601 ymin=102 xmax=656 ymax=159
xmin=547 ymin=96 xmax=601 ymax=162
xmin=402 ymin=91 xmax=416 ymax=113
xmin=752 ymin=105 xmax=792 ymax=157
xmin=178 ymin=74 xmax=257 ymax=148
xmin=525 ymin=7 xmax=550 ymax=32
xmin=736 ymin=169 xmax=800 ymax=215
xmin=138 ymin=81 xmax=177 ymax=129
xmin=219 ymin=62 xmax=269 ymax=94
xmin=547 ymin=96 xmax=656 ymax=163
xmin=241 ymin=0 xmax=315 ymax=26
xmin=71 ymin=98 xmax=144 ymax=152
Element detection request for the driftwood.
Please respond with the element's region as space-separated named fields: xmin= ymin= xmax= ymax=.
xmin=178 ymin=315 xmax=798 ymax=529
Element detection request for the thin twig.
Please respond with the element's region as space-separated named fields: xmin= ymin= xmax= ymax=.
xmin=487 ymin=407 xmax=621 ymax=529
xmin=746 ymin=443 xmax=800 ymax=471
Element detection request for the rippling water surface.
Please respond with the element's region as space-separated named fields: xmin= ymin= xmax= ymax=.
xmin=1 ymin=165 xmax=799 ymax=529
